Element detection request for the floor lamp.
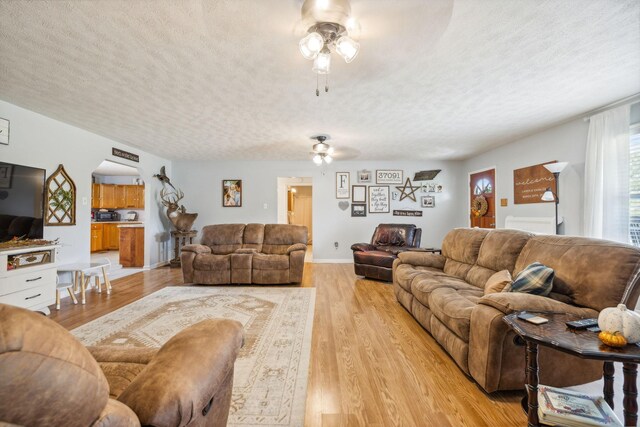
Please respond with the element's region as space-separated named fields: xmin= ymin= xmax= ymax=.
xmin=541 ymin=162 xmax=568 ymax=234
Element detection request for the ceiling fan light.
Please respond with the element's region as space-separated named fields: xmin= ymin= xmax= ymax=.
xmin=313 ymin=141 xmax=329 ymax=153
xmin=313 ymin=154 xmax=323 ymax=165
xmin=327 ymin=146 xmax=334 ymax=155
xmin=324 ymin=155 xmax=333 ymax=164
xmin=299 ymin=32 xmax=324 ymax=60
xmin=312 ymin=51 xmax=331 ymax=74
xmin=336 ymin=35 xmax=359 ymax=63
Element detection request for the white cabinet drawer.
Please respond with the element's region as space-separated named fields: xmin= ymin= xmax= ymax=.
xmin=0 ymin=268 xmax=57 ymax=295
xmin=0 ymin=283 xmax=55 ymax=310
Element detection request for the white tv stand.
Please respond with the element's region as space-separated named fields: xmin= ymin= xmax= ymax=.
xmin=0 ymin=245 xmax=58 ymax=315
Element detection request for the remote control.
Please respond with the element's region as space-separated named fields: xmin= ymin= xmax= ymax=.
xmin=566 ymin=318 xmax=599 ymax=330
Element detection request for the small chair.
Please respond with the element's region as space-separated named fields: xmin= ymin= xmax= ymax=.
xmin=85 ymin=258 xmax=112 ymax=295
xmin=351 ymin=224 xmax=422 ymax=282
xmin=55 ymin=274 xmax=78 ymax=310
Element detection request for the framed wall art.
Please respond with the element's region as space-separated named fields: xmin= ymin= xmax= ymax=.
xmin=352 ymin=185 xmax=366 ymax=203
xmin=376 ymin=170 xmax=403 ymax=184
xmin=0 ymin=163 xmax=13 ymax=189
xmin=45 ymin=164 xmax=76 ymax=226
xmin=222 ymin=179 xmax=242 ymax=207
xmin=421 ymin=196 xmax=435 ymax=208
xmin=0 ymin=118 xmax=9 ymax=145
xmin=357 ymin=170 xmax=371 ymax=183
xmin=351 ymin=204 xmax=366 ymax=217
xmin=369 ymin=186 xmax=390 ymax=213
xmin=336 ymin=172 xmax=350 ymax=199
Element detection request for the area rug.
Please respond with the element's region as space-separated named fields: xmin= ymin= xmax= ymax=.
xmin=72 ymin=286 xmax=316 ymax=427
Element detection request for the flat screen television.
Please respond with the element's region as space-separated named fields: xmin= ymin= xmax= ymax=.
xmin=0 ymin=162 xmax=46 ymax=242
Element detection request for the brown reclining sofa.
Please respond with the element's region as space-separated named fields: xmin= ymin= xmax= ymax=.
xmin=181 ymin=223 xmax=308 ymax=285
xmin=0 ymin=303 xmax=244 ymax=427
xmin=393 ymin=227 xmax=640 ymax=392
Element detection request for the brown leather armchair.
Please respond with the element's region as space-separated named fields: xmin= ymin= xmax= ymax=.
xmin=0 ymin=303 xmax=244 ymax=427
xmin=351 ymin=224 xmax=422 ymax=282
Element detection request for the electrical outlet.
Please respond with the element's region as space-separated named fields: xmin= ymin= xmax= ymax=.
xmin=263 ymin=203 xmax=268 ymax=209
xmin=334 ymin=242 xmax=339 ymax=249
xmin=82 ymin=197 xmax=88 ymax=206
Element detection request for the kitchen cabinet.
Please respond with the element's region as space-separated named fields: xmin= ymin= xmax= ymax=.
xmin=90 ymin=223 xmax=103 ymax=252
xmin=114 ymin=185 xmax=126 ymax=208
xmin=119 ymin=226 xmax=144 ymax=267
xmin=102 ymin=223 xmax=120 ymax=250
xmin=92 ymin=184 xmax=101 ymax=209
xmin=91 ymin=184 xmax=144 ymax=209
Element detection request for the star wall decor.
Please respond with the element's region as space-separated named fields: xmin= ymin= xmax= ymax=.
xmin=395 ymin=178 xmax=421 ymax=202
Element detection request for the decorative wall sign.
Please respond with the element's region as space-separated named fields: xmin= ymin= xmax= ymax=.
xmin=413 ymin=170 xmax=441 ymax=181
xmin=357 ymin=170 xmax=372 ymax=183
xmin=421 ymin=196 xmax=435 ymax=208
xmin=112 ymin=147 xmax=140 ymax=163
xmin=0 ymin=118 xmax=9 ymax=145
xmin=376 ymin=170 xmax=403 ymax=184
xmin=338 ymin=200 xmax=349 ymax=211
xmin=336 ymin=172 xmax=350 ymax=199
xmin=368 ymin=186 xmax=390 ymax=213
xmin=352 ymin=185 xmax=366 ymax=203
xmin=351 ymin=204 xmax=366 ymax=217
xmin=395 ymin=178 xmax=420 ymax=201
xmin=513 ymin=162 xmax=556 ymax=204
xmin=45 ymin=164 xmax=76 ymax=226
xmin=393 ymin=210 xmax=423 ymax=217
xmin=222 ymin=179 xmax=242 ymax=207
xmin=0 ymin=164 xmax=12 ymax=188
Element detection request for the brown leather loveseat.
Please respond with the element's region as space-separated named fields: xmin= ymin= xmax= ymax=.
xmin=393 ymin=227 xmax=640 ymax=392
xmin=0 ymin=303 xmax=244 ymax=427
xmin=181 ymin=224 xmax=308 ymax=285
xmin=351 ymin=223 xmax=422 ymax=282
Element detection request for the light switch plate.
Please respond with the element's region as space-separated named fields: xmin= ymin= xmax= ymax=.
xmin=0 ymin=118 xmax=9 ymax=145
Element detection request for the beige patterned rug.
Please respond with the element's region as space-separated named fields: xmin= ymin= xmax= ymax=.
xmin=72 ymin=286 xmax=316 ymax=427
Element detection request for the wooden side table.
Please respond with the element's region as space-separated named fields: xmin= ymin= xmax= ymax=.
xmin=504 ymin=312 xmax=640 ymax=427
xmin=170 ymin=230 xmax=198 ymax=268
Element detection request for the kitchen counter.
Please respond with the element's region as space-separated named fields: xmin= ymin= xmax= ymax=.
xmin=91 ymin=221 xmax=143 ymax=224
xmin=117 ymin=224 xmax=144 ymax=228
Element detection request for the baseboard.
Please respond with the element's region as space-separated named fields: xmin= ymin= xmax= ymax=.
xmin=147 ymin=261 xmax=170 ymax=269
xmin=313 ymin=259 xmax=353 ymax=264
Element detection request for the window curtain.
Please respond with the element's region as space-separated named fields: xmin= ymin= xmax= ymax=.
xmin=583 ymin=104 xmax=631 ymax=242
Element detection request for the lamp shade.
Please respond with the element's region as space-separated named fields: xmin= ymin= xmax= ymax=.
xmin=543 ymin=162 xmax=568 ymax=174
xmin=312 ymin=51 xmax=331 ymax=74
xmin=541 ymin=188 xmax=555 ymax=202
xmin=312 ymin=154 xmax=323 ymax=165
xmin=335 ymin=35 xmax=360 ymax=63
xmin=299 ymin=32 xmax=324 ymax=60
xmin=313 ymin=141 xmax=330 ymax=153
xmin=324 ymin=154 xmax=333 ymax=164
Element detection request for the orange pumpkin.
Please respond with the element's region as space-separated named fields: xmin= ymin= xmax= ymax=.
xmin=599 ymin=330 xmax=627 ymax=348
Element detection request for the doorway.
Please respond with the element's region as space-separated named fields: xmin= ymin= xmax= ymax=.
xmin=469 ymin=168 xmax=496 ymax=228
xmin=277 ymin=177 xmax=313 ymax=262
xmin=90 ymin=160 xmax=146 ymax=279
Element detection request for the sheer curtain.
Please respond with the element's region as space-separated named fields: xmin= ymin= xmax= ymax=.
xmin=584 ymin=104 xmax=631 ymax=242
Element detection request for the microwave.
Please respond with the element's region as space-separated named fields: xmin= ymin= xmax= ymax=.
xmin=95 ymin=211 xmax=120 ymax=222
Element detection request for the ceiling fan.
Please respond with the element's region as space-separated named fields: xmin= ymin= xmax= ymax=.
xmin=309 ymin=134 xmax=335 ymax=164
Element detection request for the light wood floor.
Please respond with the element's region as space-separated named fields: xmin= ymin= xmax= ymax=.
xmin=49 ymin=263 xmax=526 ymax=426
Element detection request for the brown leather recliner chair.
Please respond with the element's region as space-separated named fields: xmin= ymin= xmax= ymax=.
xmin=351 ymin=224 xmax=422 ymax=282
xmin=0 ymin=303 xmax=244 ymax=427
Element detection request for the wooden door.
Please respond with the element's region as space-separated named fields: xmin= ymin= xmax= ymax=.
xmin=290 ymin=188 xmax=312 ymax=243
xmin=114 ymin=185 xmax=126 ymax=208
xmin=470 ymin=169 xmax=496 ymax=229
xmin=91 ymin=184 xmax=101 ymax=209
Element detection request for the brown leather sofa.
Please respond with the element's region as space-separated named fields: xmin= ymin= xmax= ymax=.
xmin=393 ymin=228 xmax=640 ymax=392
xmin=181 ymin=224 xmax=308 ymax=285
xmin=351 ymin=223 xmax=422 ymax=281
xmin=0 ymin=303 xmax=244 ymax=427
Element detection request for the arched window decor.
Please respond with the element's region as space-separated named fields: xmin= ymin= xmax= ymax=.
xmin=45 ymin=164 xmax=76 ymax=226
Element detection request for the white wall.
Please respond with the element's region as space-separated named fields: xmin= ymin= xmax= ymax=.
xmin=172 ymin=160 xmax=463 ymax=261
xmin=461 ymin=118 xmax=589 ymax=235
xmin=0 ymin=100 xmax=173 ymax=267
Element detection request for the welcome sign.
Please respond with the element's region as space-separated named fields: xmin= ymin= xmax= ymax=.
xmin=513 ymin=162 xmax=557 ymax=204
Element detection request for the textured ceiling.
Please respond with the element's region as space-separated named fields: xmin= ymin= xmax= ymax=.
xmin=0 ymin=0 xmax=639 ymax=161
